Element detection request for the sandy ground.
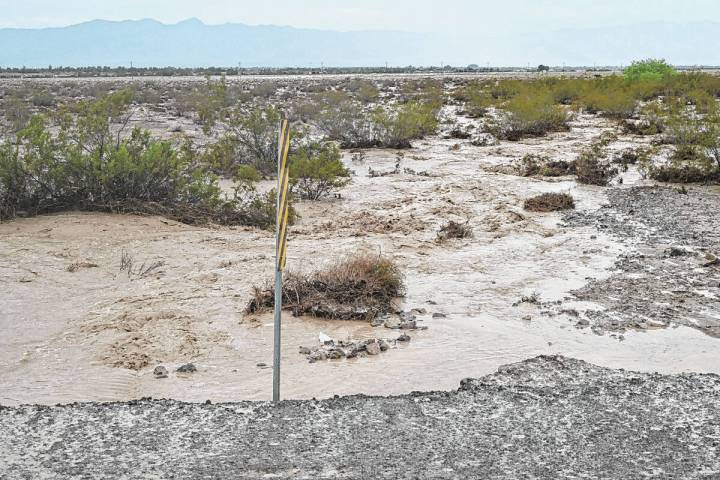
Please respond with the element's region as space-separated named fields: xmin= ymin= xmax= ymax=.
xmin=2 ymin=106 xmax=719 ymax=406
xmin=2 ymin=355 xmax=719 ymax=479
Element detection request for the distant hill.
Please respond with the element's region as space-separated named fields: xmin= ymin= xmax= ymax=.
xmin=0 ymin=18 xmax=718 ymax=68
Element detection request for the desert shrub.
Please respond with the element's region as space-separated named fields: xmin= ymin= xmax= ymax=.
xmin=236 ymin=164 xmax=262 ymax=182
xmin=436 ymin=220 xmax=472 ymax=241
xmin=251 ymin=82 xmax=277 ymax=99
xmin=575 ymin=142 xmax=618 ymax=186
xmin=318 ymin=99 xmax=439 ymax=149
xmin=643 ymin=111 xmax=720 ymax=183
xmin=194 ymin=77 xmax=233 ymax=132
xmin=621 ymin=107 xmax=666 ymax=135
xmin=3 ymin=96 xmax=32 ymax=133
xmin=0 ymin=92 xmax=283 ymax=228
xmin=644 ymin=160 xmax=719 ymax=183
xmin=317 ymin=101 xmax=382 ymax=148
xmin=374 ymin=101 xmax=440 ymax=148
xmin=30 ymin=90 xmax=56 ymax=108
xmin=520 ymin=154 xmax=576 ymax=177
xmin=246 ymin=253 xmax=405 ymax=320
xmin=346 ymin=79 xmax=380 ymax=103
xmin=613 ymin=147 xmax=651 ymax=168
xmin=549 ymin=79 xmax=585 ymax=105
xmin=492 ymin=93 xmax=570 ymax=140
xmin=289 ymin=142 xmax=350 ymax=200
xmin=624 ymin=59 xmax=677 ymax=82
xmin=216 ymin=106 xmax=286 ymax=175
xmin=460 ymin=83 xmax=494 ymax=117
xmin=523 ymin=192 xmax=575 ymax=212
xmin=582 ymin=88 xmax=636 ymax=119
xmin=686 ymin=89 xmax=718 ymax=115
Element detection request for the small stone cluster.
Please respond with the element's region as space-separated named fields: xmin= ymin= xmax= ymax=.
xmin=300 ymin=334 xmax=411 ymax=363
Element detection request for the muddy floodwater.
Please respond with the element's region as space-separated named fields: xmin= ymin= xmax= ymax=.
xmin=1 ymin=99 xmax=719 ymax=406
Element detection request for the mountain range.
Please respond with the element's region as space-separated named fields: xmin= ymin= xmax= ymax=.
xmin=0 ymin=18 xmax=718 ymax=68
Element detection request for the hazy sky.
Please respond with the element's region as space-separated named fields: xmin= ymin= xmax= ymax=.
xmin=1 ymin=0 xmax=719 ymax=34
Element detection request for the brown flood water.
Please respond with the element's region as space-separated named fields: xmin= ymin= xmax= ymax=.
xmin=1 ymin=112 xmax=718 ymax=406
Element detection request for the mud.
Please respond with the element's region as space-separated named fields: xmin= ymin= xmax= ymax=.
xmin=565 ymin=185 xmax=720 ymax=337
xmin=2 ymin=355 xmax=719 ymax=479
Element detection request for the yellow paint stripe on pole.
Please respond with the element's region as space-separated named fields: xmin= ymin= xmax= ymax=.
xmin=276 ymin=118 xmax=291 ymax=271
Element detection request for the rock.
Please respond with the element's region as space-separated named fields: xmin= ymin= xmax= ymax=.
xmin=522 ymin=315 xmax=532 ymax=321
xmin=576 ymin=319 xmax=590 ymax=327
xmin=256 ymin=363 xmax=268 ymax=368
xmin=397 ymin=334 xmax=411 ymax=342
xmin=176 ymin=363 xmax=196 ymax=373
xmin=366 ymin=341 xmax=381 ymax=355
xmin=384 ymin=316 xmax=402 ymax=329
xmin=309 ymin=351 xmax=327 ymax=362
xmin=471 ymin=133 xmax=499 ymax=147
xmin=400 ymin=320 xmax=417 ymax=330
xmin=318 ymin=332 xmax=334 ymax=345
xmin=432 ymin=313 xmax=447 ymax=318
xmin=667 ymin=246 xmax=690 ymax=257
xmin=379 ymin=340 xmax=391 ymax=351
xmin=410 ymin=308 xmax=427 ymax=315
xmin=327 ymin=349 xmax=345 ymax=360
xmin=702 ymin=253 xmax=719 ymax=267
xmin=399 ymin=312 xmax=417 ymax=322
xmin=298 ymin=346 xmax=311 ymax=355
xmin=370 ymin=317 xmax=385 ymax=327
xmin=153 ymin=366 xmax=168 ymax=379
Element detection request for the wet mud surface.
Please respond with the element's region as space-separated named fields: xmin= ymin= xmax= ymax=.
xmin=565 ymin=185 xmax=720 ymax=337
xmin=2 ymin=355 xmax=719 ymax=480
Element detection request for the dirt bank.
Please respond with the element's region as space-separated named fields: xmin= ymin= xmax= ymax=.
xmin=1 ymin=355 xmax=718 ymax=479
xmin=564 ymin=185 xmax=720 ymax=337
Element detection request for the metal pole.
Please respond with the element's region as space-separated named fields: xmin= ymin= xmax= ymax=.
xmin=272 ymin=120 xmax=283 ymax=403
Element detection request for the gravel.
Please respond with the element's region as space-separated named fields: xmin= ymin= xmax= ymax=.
xmin=2 ymin=355 xmax=719 ymax=479
xmin=565 ymin=185 xmax=720 ymax=337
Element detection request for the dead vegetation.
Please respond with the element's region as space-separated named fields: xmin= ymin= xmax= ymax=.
xmin=436 ymin=220 xmax=473 ymax=242
xmin=66 ymin=261 xmax=99 ymax=273
xmin=523 ymin=192 xmax=576 ymax=212
xmin=519 ymin=154 xmax=576 ymax=177
xmin=246 ymin=253 xmax=405 ymax=320
xmin=120 ymin=250 xmax=165 ymax=278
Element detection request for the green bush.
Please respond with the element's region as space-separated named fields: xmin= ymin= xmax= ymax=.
xmin=493 ymin=93 xmax=570 ymax=140
xmin=0 ymin=92 xmax=285 ymax=228
xmin=317 ymin=101 xmax=381 ymax=148
xmin=581 ymin=87 xmax=636 ymax=119
xmin=216 ymin=106 xmax=286 ymax=175
xmin=374 ymin=101 xmax=440 ymax=148
xmin=624 ymin=59 xmax=677 ymax=82
xmin=645 ymin=110 xmax=720 ymax=183
xmin=290 ymin=142 xmax=350 ymax=200
xmin=318 ymin=99 xmax=439 ymax=149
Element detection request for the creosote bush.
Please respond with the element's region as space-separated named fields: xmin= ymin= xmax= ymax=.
xmin=289 ymin=142 xmax=350 ymax=200
xmin=643 ymin=109 xmax=720 ymax=183
xmin=246 ymin=253 xmax=405 ymax=320
xmin=523 ymin=192 xmax=575 ymax=212
xmin=317 ymin=100 xmax=439 ymax=149
xmin=492 ymin=93 xmax=570 ymax=140
xmin=0 ymin=92 xmax=285 ymax=228
xmin=205 ymin=106 xmax=287 ymax=176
